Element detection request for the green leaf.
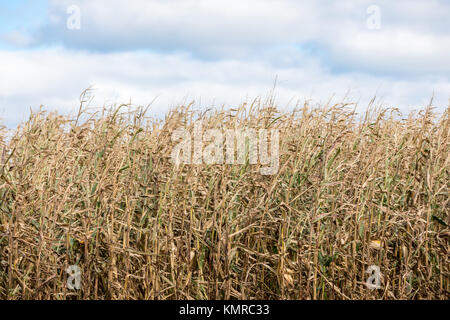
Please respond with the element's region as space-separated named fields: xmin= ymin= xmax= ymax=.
xmin=431 ymin=215 xmax=447 ymax=227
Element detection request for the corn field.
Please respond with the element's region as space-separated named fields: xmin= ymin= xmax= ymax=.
xmin=0 ymin=98 xmax=448 ymax=299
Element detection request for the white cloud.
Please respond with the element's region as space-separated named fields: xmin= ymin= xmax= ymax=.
xmin=4 ymin=0 xmax=441 ymax=76
xmin=327 ymin=29 xmax=450 ymax=75
xmin=1 ymin=30 xmax=35 ymax=47
xmin=0 ymin=48 xmax=447 ymax=127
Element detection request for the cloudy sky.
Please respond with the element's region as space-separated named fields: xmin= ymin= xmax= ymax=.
xmin=0 ymin=0 xmax=448 ymax=127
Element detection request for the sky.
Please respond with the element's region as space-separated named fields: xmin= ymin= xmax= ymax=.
xmin=0 ymin=0 xmax=449 ymax=127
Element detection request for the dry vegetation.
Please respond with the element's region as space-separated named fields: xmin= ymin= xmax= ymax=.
xmin=0 ymin=95 xmax=448 ymax=300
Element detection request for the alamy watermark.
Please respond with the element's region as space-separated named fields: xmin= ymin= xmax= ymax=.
xmin=67 ymin=5 xmax=81 ymax=30
xmin=366 ymin=5 xmax=381 ymax=30
xmin=66 ymin=265 xmax=81 ymax=290
xmin=170 ymin=121 xmax=279 ymax=175
xmin=366 ymin=265 xmax=382 ymax=290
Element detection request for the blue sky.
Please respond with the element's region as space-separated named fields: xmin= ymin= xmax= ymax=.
xmin=0 ymin=0 xmax=449 ymax=127
xmin=0 ymin=0 xmax=47 ymax=46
